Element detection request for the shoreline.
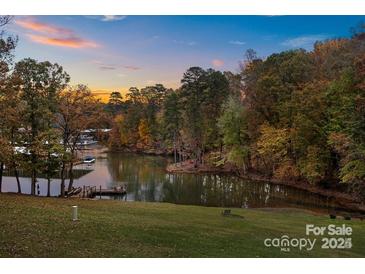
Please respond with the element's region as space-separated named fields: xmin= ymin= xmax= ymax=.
xmin=107 ymin=148 xmax=365 ymax=214
xmin=107 ymin=146 xmax=171 ymax=156
xmin=166 ymin=160 xmax=365 ymax=214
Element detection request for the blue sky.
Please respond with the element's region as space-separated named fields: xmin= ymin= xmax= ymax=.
xmin=7 ymin=15 xmax=365 ymax=94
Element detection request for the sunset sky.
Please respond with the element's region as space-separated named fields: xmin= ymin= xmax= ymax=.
xmin=7 ymin=15 xmax=365 ymax=96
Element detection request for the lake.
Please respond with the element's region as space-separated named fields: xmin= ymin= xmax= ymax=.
xmin=1 ymin=145 xmax=342 ymax=212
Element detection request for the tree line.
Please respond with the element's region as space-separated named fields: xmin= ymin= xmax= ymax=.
xmin=0 ymin=17 xmax=103 ymax=197
xmin=107 ymin=27 xmax=365 ymax=200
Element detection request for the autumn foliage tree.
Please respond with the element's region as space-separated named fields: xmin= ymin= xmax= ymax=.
xmin=0 ymin=16 xmax=17 ymax=192
xmin=14 ymin=58 xmax=69 ymax=195
xmin=56 ymin=85 xmax=102 ymax=196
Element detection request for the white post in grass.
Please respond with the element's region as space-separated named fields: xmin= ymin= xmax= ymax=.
xmin=72 ymin=205 xmax=78 ymax=221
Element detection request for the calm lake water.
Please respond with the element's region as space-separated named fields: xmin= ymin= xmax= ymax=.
xmin=2 ymin=145 xmax=341 ymax=212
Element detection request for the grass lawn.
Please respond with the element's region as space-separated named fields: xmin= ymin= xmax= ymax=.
xmin=0 ymin=193 xmax=364 ymax=257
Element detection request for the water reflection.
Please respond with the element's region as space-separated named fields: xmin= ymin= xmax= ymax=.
xmin=106 ymin=152 xmax=166 ymax=202
xmin=1 ymin=146 xmax=338 ymax=211
xmin=104 ymin=150 xmax=337 ymax=211
xmin=161 ymin=173 xmax=336 ymax=209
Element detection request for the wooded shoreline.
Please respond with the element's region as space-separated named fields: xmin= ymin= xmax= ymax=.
xmin=108 ymin=146 xmax=365 ymax=213
xmin=165 ymin=159 xmax=365 ymax=214
xmin=107 ymin=32 xmax=365 ymax=208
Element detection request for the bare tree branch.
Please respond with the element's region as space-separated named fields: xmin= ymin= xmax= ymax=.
xmin=0 ymin=16 xmax=13 ymax=28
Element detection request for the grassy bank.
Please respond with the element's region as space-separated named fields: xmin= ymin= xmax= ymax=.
xmin=0 ymin=193 xmax=364 ymax=257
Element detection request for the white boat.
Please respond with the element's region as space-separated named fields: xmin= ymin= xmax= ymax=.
xmin=76 ymin=140 xmax=98 ymax=146
xmin=83 ymin=156 xmax=96 ymax=164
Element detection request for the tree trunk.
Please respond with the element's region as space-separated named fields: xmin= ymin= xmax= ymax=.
xmin=201 ymin=152 xmax=203 ymax=165
xmin=30 ymin=148 xmax=37 ymax=195
xmin=31 ymin=168 xmax=36 ymax=195
xmin=67 ymin=161 xmax=74 ymax=193
xmin=247 ymin=151 xmax=252 ymax=170
xmin=173 ymin=131 xmax=177 ymax=163
xmin=30 ymin=121 xmax=37 ymax=196
xmin=0 ymin=162 xmax=3 ymax=193
xmin=14 ymin=168 xmax=21 ymax=193
xmin=60 ymin=162 xmax=66 ymax=197
xmin=47 ymin=177 xmax=51 ymax=197
xmin=29 ymin=108 xmax=41 ymax=196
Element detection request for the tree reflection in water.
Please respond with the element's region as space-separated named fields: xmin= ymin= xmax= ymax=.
xmin=106 ymin=152 xmax=338 ymax=211
xmin=1 ymin=149 xmax=339 ymax=212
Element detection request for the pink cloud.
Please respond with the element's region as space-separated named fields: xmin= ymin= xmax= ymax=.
xmin=90 ymin=60 xmax=141 ymax=71
xmin=27 ymin=34 xmax=99 ymax=49
xmin=17 ymin=18 xmax=99 ymax=49
xmin=16 ymin=19 xmax=72 ymax=36
xmin=123 ymin=65 xmax=141 ymax=71
xmin=212 ymin=59 xmax=224 ymax=68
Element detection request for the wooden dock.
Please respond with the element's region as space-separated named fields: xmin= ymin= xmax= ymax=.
xmin=75 ymin=185 xmax=127 ymax=198
xmin=94 ymin=188 xmax=127 ymax=196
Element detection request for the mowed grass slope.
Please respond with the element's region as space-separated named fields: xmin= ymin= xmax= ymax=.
xmin=0 ymin=193 xmax=364 ymax=257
